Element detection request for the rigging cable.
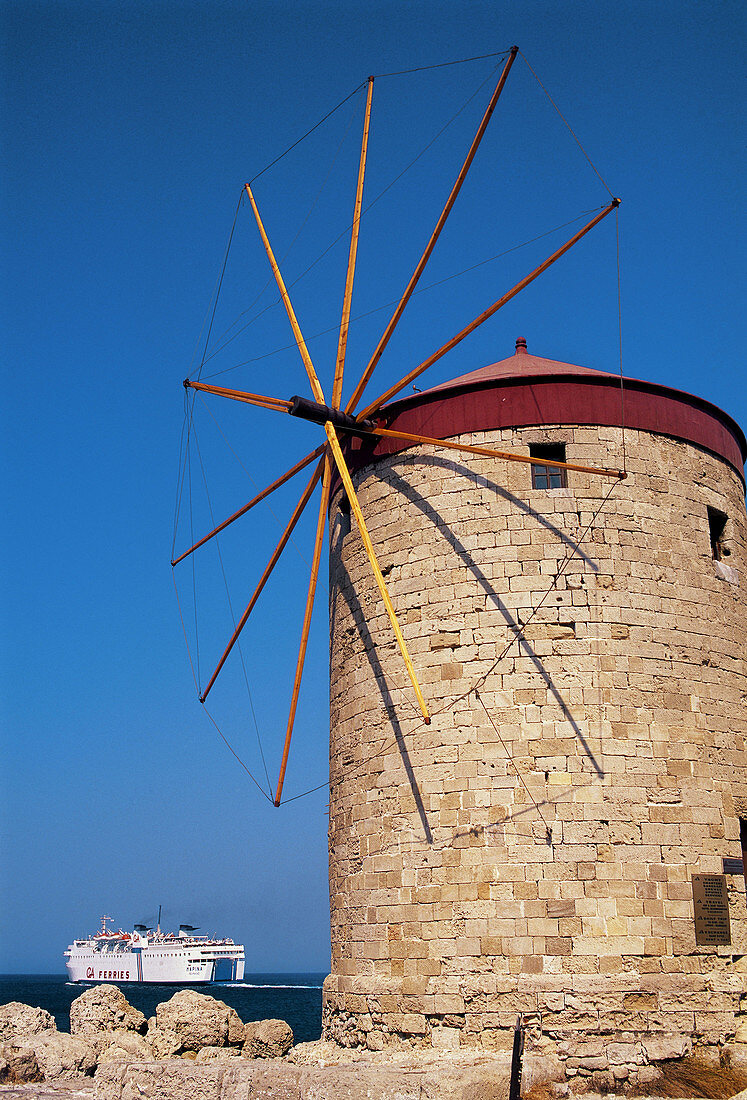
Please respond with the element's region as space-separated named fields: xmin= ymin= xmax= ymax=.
xmin=474 ymin=688 xmax=551 ymax=835
xmin=519 ymin=50 xmax=613 ymax=198
xmin=246 ymin=49 xmax=510 ymax=186
xmin=173 ymin=376 xmax=201 ymax=561
xmin=200 ymin=203 xmax=611 ymax=380
xmin=202 ymin=92 xmax=363 ymax=366
xmin=248 ymin=82 xmax=368 ymax=187
xmin=616 ymin=207 xmax=627 ymax=473
xmin=191 ymin=424 xmax=274 ymax=796
xmin=287 ymin=476 xmax=625 ymax=806
xmin=187 ymin=431 xmax=200 ymax=686
xmin=195 ymin=190 xmax=244 ymax=383
xmin=172 ymin=570 xmax=200 ymax=696
xmin=201 ymin=703 xmax=275 ymax=804
xmin=174 ymin=188 xmax=244 ymax=570
xmin=172 ymin=392 xmax=192 ymax=562
xmin=195 ymin=60 xmax=503 ymax=374
xmin=172 ymin=572 xmax=274 ymax=802
xmin=373 ymin=50 xmax=511 ymax=79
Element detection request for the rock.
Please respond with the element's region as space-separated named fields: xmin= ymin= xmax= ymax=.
xmin=146 ymin=1026 xmax=183 ymax=1059
xmin=0 ymin=1039 xmax=42 ymax=1083
xmin=69 ymin=984 xmax=146 ymax=1036
xmin=643 ymin=1034 xmax=691 ymax=1062
xmin=242 ymin=1018 xmax=293 ymax=1059
xmin=195 ymin=1045 xmax=242 ymax=1062
xmin=154 ymin=989 xmax=245 ymax=1052
xmin=26 ymin=1031 xmax=96 ymax=1079
xmin=522 ymin=1053 xmax=565 ymax=1090
xmin=285 ymin=1039 xmax=348 ymax=1065
xmin=0 ymin=1002 xmax=56 ymax=1040
xmin=95 ymin=1031 xmax=154 ymax=1064
xmin=725 ymin=1043 xmax=747 ymax=1069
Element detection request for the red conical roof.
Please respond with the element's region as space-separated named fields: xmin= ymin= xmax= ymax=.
xmin=412 ymin=337 xmax=622 ymax=399
xmin=352 ymin=338 xmax=745 ymax=481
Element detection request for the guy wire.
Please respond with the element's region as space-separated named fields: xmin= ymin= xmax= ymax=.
xmin=248 ymin=82 xmax=368 ymax=186
xmin=290 ymin=475 xmax=624 ymax=807
xmin=192 ymin=426 xmax=273 ymax=796
xmin=519 ymin=50 xmax=613 ymax=198
xmin=374 ymin=50 xmax=511 ymax=79
xmin=616 ymin=207 xmax=627 ymax=473
xmin=196 ymin=190 xmax=244 ymax=383
xmin=474 ymin=688 xmax=551 ymax=834
xmin=201 ymin=703 xmax=275 ymax=804
xmin=248 ymin=50 xmax=510 ymax=185
xmin=201 ymin=204 xmax=608 ymax=380
xmin=200 ymin=61 xmax=501 ymax=375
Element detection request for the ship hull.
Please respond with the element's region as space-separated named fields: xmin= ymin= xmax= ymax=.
xmin=65 ymin=947 xmax=245 ymax=984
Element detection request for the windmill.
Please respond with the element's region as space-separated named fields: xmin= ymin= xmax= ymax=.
xmin=171 ymin=49 xmax=747 ymax=1068
xmin=172 ymin=46 xmax=623 ymax=807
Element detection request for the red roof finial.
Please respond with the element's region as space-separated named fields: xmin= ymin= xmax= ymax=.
xmin=515 ymin=337 xmax=527 ymax=354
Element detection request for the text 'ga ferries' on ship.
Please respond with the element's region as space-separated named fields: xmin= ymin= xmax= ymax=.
xmin=64 ymin=915 xmax=245 ymax=983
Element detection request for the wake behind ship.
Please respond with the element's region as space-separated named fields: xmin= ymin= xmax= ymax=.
xmin=65 ymin=915 xmax=245 ymax=983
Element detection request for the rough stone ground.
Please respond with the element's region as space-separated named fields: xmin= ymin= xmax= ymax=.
xmin=0 ymin=1084 xmax=94 ymax=1099
xmin=0 ymin=1051 xmax=739 ymax=1100
xmin=0 ymin=1082 xmax=727 ymax=1100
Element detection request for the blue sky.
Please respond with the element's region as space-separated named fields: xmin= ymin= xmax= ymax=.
xmin=1 ymin=0 xmax=744 ymax=973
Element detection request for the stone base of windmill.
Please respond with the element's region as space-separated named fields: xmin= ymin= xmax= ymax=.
xmin=321 ymin=954 xmax=747 ymax=1089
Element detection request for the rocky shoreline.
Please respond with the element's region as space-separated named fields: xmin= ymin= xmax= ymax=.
xmin=2 ymin=985 xmax=746 ymax=1099
xmin=0 ymin=985 xmax=295 ymax=1093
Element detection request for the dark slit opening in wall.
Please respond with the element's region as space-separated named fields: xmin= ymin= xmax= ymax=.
xmin=338 ymin=493 xmax=351 ymax=539
xmin=707 ymin=506 xmax=728 ymax=561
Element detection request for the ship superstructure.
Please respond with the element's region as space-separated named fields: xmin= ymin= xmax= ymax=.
xmin=64 ymin=914 xmax=245 ymax=983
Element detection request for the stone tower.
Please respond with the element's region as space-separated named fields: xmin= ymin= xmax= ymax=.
xmin=323 ymin=339 xmax=747 ymax=1080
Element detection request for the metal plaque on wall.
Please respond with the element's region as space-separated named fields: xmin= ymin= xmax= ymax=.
xmin=692 ymin=874 xmax=731 ymax=946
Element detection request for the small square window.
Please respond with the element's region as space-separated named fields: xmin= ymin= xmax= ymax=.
xmin=530 ymin=443 xmax=567 ymax=489
xmin=707 ymin=507 xmax=728 ymax=560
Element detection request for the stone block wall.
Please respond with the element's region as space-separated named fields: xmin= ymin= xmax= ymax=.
xmin=324 ymin=422 xmax=747 ymax=1079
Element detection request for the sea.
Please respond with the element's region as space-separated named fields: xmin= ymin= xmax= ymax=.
xmin=0 ymin=973 xmax=325 ymax=1044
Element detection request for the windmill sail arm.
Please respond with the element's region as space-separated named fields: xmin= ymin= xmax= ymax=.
xmin=244 ymin=183 xmax=327 ymax=407
xmin=274 ymin=455 xmax=333 ymax=807
xmin=332 ymin=76 xmax=374 ymax=411
xmin=199 ymin=458 xmax=325 ymax=702
xmin=325 ymin=423 xmax=430 ymax=724
xmin=345 ymin=46 xmax=519 ymax=417
xmin=357 ymin=198 xmax=620 ymax=420
xmin=371 ymin=426 xmax=626 ymax=480
xmin=171 ymin=443 xmax=327 ymax=567
xmin=185 ymin=378 xmax=292 ymax=413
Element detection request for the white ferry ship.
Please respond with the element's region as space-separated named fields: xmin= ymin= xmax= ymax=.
xmin=64 ymin=914 xmax=245 ymax=984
